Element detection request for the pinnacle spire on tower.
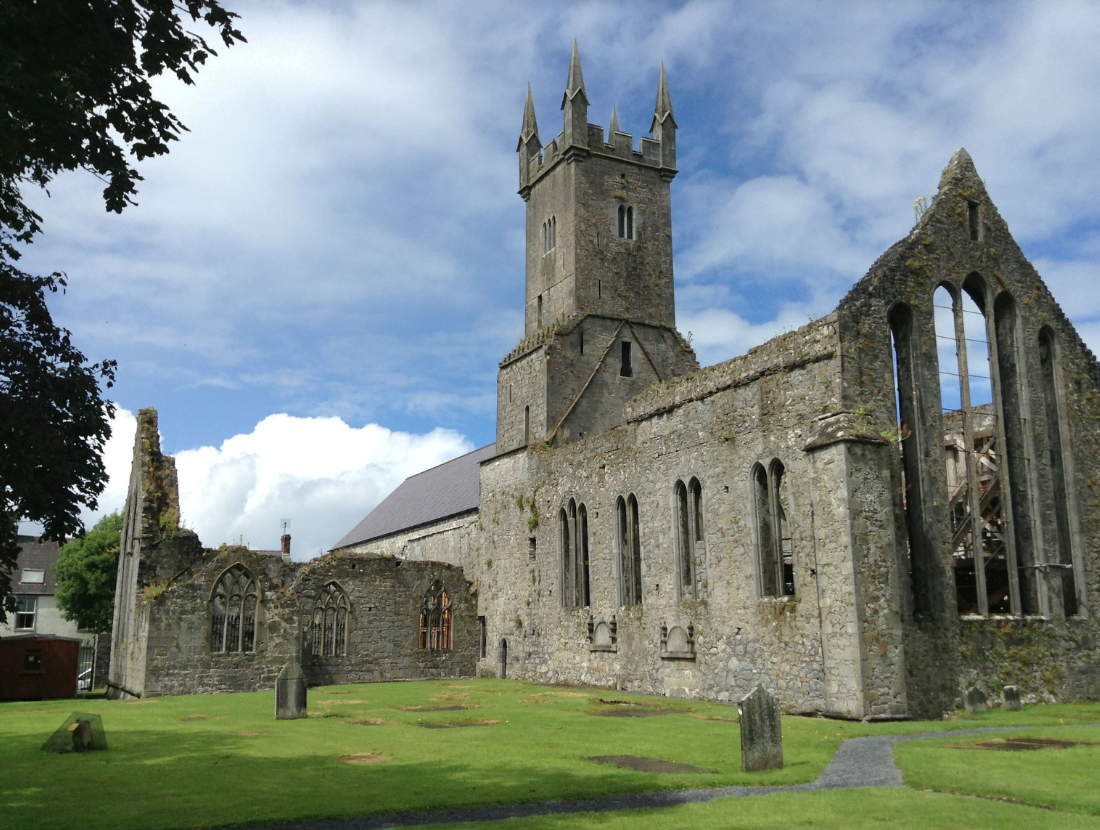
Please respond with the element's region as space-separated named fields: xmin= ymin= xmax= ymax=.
xmin=562 ymin=40 xmax=590 ymax=108
xmin=609 ymin=105 xmax=619 ymax=135
xmin=651 ymin=62 xmax=676 ymax=131
xmin=517 ymin=83 xmax=540 ymax=151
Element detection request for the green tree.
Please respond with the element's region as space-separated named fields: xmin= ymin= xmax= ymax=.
xmin=0 ymin=1 xmax=245 ymax=619
xmin=54 ymin=512 xmax=124 ymax=633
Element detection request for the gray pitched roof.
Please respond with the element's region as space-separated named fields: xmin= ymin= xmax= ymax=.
xmin=12 ymin=536 xmax=63 ymax=595
xmin=332 ymin=444 xmax=495 ymax=550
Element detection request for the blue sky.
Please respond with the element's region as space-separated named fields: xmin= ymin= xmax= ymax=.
xmin=17 ymin=1 xmax=1100 ymax=557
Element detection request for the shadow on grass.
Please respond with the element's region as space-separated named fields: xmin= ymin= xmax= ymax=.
xmin=0 ymin=724 xmax=730 ymax=830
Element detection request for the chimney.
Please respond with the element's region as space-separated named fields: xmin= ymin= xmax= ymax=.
xmin=280 ymin=534 xmax=291 ymax=560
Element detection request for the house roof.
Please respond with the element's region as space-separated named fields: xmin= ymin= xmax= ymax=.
xmin=332 ymin=444 xmax=495 ymax=550
xmin=12 ymin=536 xmax=62 ymax=595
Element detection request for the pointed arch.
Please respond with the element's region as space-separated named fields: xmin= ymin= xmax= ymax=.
xmin=617 ymin=494 xmax=642 ymax=605
xmin=674 ymin=478 xmax=703 ymax=600
xmin=312 ymin=581 xmax=350 ymax=657
xmin=209 ymin=564 xmax=259 ymax=654
xmin=752 ymin=461 xmax=793 ymax=598
xmin=419 ymin=580 xmax=452 ymax=650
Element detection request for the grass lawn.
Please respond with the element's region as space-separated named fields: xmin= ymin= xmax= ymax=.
xmin=413 ymin=789 xmax=1100 ymax=830
xmin=1 ymin=680 xmax=1097 ymax=830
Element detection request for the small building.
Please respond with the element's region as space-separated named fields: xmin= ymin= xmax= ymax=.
xmin=0 ymin=634 xmax=81 ymax=700
xmin=0 ymin=536 xmax=109 ymax=690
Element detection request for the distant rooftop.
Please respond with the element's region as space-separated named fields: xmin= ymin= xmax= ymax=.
xmin=332 ymin=444 xmax=495 ymax=550
xmin=12 ymin=536 xmax=63 ymax=595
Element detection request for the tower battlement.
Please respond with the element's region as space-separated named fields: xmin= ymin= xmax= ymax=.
xmin=519 ymin=46 xmax=677 ymax=198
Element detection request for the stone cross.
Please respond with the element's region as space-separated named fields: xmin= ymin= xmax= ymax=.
xmin=963 ymin=686 xmax=988 ymax=714
xmin=1001 ymin=685 xmax=1021 ymax=712
xmin=275 ymin=659 xmax=307 ymax=720
xmin=739 ymin=684 xmax=783 ymax=771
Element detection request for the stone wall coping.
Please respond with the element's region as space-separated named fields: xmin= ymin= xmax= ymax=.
xmin=625 ymin=314 xmax=838 ymax=423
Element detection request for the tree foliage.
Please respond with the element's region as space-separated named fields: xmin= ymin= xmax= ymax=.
xmin=55 ymin=512 xmax=124 ymax=633
xmin=0 ymin=1 xmax=244 ymax=619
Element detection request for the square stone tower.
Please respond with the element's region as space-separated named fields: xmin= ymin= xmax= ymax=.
xmin=498 ymin=44 xmax=697 ymax=451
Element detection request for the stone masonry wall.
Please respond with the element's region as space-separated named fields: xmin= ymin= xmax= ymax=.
xmin=112 ymin=409 xmax=480 ymax=698
xmin=468 ymin=317 xmax=901 ymax=717
xmin=834 ymin=149 xmax=1100 ymax=717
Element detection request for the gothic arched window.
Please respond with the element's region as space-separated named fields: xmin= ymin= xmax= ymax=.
xmin=617 ymin=204 xmax=635 ymax=239
xmin=560 ymin=498 xmax=590 ymax=608
xmin=210 ymin=564 xmax=258 ymax=654
xmin=617 ymin=494 xmax=642 ymax=606
xmin=419 ymin=580 xmax=452 ymax=650
xmin=311 ymin=582 xmax=349 ymax=657
xmin=674 ymin=478 xmax=704 ymax=600
xmin=752 ymin=461 xmax=794 ymax=598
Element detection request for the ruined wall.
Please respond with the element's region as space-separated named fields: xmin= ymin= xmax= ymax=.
xmin=297 ymin=556 xmax=477 ymax=685
xmin=834 ymin=149 xmax=1100 ymax=716
xmin=111 ymin=409 xmax=480 ymax=698
xmin=139 ymin=550 xmax=478 ymax=696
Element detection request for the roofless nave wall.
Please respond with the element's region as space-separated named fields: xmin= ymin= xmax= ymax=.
xmin=114 ymin=46 xmax=1100 ymax=719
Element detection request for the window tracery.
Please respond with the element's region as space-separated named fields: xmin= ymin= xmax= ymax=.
xmin=418 ymin=580 xmax=452 ymax=650
xmin=210 ymin=565 xmax=258 ymax=653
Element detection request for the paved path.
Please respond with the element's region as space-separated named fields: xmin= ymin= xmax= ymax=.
xmin=236 ymin=724 xmax=1099 ymax=830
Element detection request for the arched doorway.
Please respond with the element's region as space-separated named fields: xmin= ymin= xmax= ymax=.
xmin=498 ymin=638 xmax=508 ymax=679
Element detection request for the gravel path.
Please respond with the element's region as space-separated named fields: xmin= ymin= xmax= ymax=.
xmin=230 ymin=724 xmax=1099 ymax=830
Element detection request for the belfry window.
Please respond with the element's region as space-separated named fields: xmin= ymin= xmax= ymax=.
xmin=418 ymin=581 xmax=452 ymax=650
xmin=674 ymin=478 xmax=703 ymax=600
xmin=210 ymin=564 xmax=258 ymax=653
xmin=752 ymin=461 xmax=794 ymax=597
xmin=560 ymin=499 xmax=590 ymax=608
xmin=617 ymin=205 xmax=634 ymax=239
xmin=311 ymin=582 xmax=349 ymax=657
xmin=543 ymin=215 xmax=556 ymax=253
xmin=617 ymin=494 xmax=642 ymax=605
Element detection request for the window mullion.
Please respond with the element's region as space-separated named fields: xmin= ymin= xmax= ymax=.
xmin=954 ymin=301 xmax=989 ymax=615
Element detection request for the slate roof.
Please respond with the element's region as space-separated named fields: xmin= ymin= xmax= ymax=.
xmin=12 ymin=536 xmax=63 ymax=595
xmin=332 ymin=444 xmax=495 ymax=550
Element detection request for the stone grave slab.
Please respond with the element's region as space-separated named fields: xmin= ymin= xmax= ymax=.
xmin=1001 ymin=684 xmax=1021 ymax=711
xmin=963 ymin=686 xmax=988 ymax=714
xmin=739 ymin=685 xmax=783 ymax=771
xmin=275 ymin=659 xmax=307 ymax=720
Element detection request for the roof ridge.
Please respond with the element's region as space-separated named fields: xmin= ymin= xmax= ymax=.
xmin=403 ymin=442 xmax=495 ymax=480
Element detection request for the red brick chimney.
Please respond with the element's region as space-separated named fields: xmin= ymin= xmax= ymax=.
xmin=280 ymin=534 xmax=291 ymax=560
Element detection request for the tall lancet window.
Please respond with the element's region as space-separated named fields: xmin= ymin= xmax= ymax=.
xmin=617 ymin=205 xmax=634 ymax=239
xmin=935 ymin=277 xmax=1031 ymax=616
xmin=1039 ymin=327 xmax=1079 ymax=616
xmin=559 ymin=499 xmax=591 ymax=608
xmin=674 ymin=478 xmax=704 ymax=600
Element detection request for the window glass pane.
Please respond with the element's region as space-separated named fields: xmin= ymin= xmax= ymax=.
xmin=21 ymin=569 xmax=44 ymax=584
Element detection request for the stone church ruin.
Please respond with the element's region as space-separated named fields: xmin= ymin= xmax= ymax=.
xmin=113 ymin=46 xmax=1098 ymax=718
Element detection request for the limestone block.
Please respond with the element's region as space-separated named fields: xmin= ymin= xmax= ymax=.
xmin=963 ymin=686 xmax=987 ymax=714
xmin=739 ymin=684 xmax=783 ymax=771
xmin=275 ymin=660 xmax=307 ymax=720
xmin=1001 ymin=685 xmax=1021 ymax=712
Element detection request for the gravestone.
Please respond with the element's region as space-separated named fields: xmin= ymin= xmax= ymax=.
xmin=963 ymin=686 xmax=988 ymax=714
xmin=1001 ymin=685 xmax=1021 ymax=712
xmin=739 ymin=685 xmax=783 ymax=771
xmin=275 ymin=660 xmax=307 ymax=720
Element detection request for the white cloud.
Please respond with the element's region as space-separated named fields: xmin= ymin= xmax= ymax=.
xmin=53 ymin=408 xmax=473 ymax=561
xmin=174 ymin=414 xmax=473 ymax=559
